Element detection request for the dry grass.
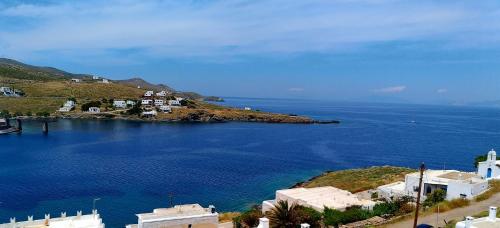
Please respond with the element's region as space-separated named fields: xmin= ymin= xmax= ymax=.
xmin=300 ymin=166 xmax=415 ymax=193
xmin=428 ymin=198 xmax=470 ymax=214
xmin=218 ymin=212 xmax=241 ymax=223
xmin=0 ymin=97 xmax=65 ymax=114
xmin=475 ymin=180 xmax=500 ymax=202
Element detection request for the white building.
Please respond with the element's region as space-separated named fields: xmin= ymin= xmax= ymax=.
xmin=175 ymin=97 xmax=184 ymax=102
xmin=126 ymin=100 xmax=136 ymax=106
xmin=377 ymin=181 xmax=407 ymax=201
xmin=71 ymin=78 xmax=81 ymax=83
xmin=59 ymin=100 xmax=76 ymax=112
xmin=113 ymin=100 xmax=127 ymax=109
xmin=156 ymin=91 xmax=168 ymax=97
xmin=262 ymin=186 xmax=375 ymax=213
xmin=159 ymin=105 xmax=171 ymax=113
xmin=144 ymin=91 xmax=154 ymax=97
xmin=477 ymin=149 xmax=499 ymax=180
xmin=100 ymin=79 xmax=110 ymax=84
xmin=404 ymin=170 xmax=488 ymax=201
xmin=126 ymin=204 xmax=218 ymax=228
xmin=168 ymin=100 xmax=181 ymax=106
xmin=154 ymin=99 xmax=164 ymax=106
xmin=92 ymin=76 xmax=100 ymax=80
xmin=88 ymin=107 xmax=100 ymax=113
xmin=0 ymin=210 xmax=105 ymax=228
xmin=244 ymin=107 xmax=252 ymax=111
xmin=456 ymin=206 xmax=499 ymax=228
xmin=141 ymin=100 xmax=153 ymax=105
xmin=141 ymin=110 xmax=157 ymax=117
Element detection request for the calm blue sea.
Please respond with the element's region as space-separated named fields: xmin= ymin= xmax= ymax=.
xmin=2 ymin=98 xmax=500 ymax=227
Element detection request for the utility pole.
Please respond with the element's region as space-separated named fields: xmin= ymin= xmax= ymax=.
xmin=413 ymin=163 xmax=425 ymax=228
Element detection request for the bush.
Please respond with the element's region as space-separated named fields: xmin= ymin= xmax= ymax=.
xmin=423 ymin=189 xmax=446 ymax=207
xmin=26 ymin=111 xmax=32 ymax=117
xmin=81 ymin=101 xmax=102 ymax=112
xmin=36 ymin=111 xmax=50 ymax=117
xmin=295 ymin=206 xmax=322 ymax=228
xmin=373 ymin=202 xmax=398 ymax=216
xmin=432 ymin=198 xmax=469 ymax=213
xmin=371 ymin=192 xmax=378 ymax=199
xmin=127 ymin=104 xmax=142 ymax=116
xmin=323 ymin=206 xmax=371 ymax=227
xmin=233 ymin=206 xmax=262 ymax=228
xmin=13 ymin=111 xmax=23 ymax=117
xmin=0 ymin=110 xmax=10 ymax=118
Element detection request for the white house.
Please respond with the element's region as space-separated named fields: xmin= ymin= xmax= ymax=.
xmin=168 ymin=100 xmax=181 ymax=106
xmin=126 ymin=204 xmax=218 ymax=228
xmin=455 ymin=206 xmax=499 ymax=228
xmin=141 ymin=99 xmax=153 ymax=105
xmin=71 ymin=78 xmax=81 ymax=83
xmin=175 ymin=97 xmax=184 ymax=101
xmin=159 ymin=105 xmax=171 ymax=113
xmin=141 ymin=110 xmax=157 ymax=117
xmin=144 ymin=91 xmax=154 ymax=97
xmin=113 ymin=100 xmax=127 ymax=108
xmin=154 ymin=99 xmax=164 ymax=106
xmin=403 ymin=170 xmax=488 ymax=201
xmin=126 ymin=100 xmax=136 ymax=106
xmin=156 ymin=91 xmax=168 ymax=97
xmin=100 ymin=79 xmax=110 ymax=84
xmin=58 ymin=100 xmax=76 ymax=112
xmin=0 ymin=210 xmax=105 ymax=228
xmin=262 ymin=186 xmax=375 ymax=213
xmin=477 ymin=149 xmax=499 ymax=180
xmin=92 ymin=76 xmax=100 ymax=80
xmin=244 ymin=107 xmax=252 ymax=111
xmin=377 ymin=181 xmax=407 ymax=201
xmin=88 ymin=107 xmax=100 ymax=113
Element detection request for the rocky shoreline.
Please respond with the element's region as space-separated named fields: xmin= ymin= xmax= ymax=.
xmin=14 ymin=109 xmax=340 ymax=124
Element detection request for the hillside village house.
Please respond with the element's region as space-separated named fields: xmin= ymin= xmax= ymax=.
xmin=477 ymin=149 xmax=499 ymax=180
xmin=141 ymin=99 xmax=153 ymax=105
xmin=156 ymin=91 xmax=168 ymax=97
xmin=0 ymin=210 xmax=105 ymax=228
xmin=378 ymin=169 xmax=488 ymax=201
xmin=144 ymin=91 xmax=154 ymax=97
xmin=92 ymin=76 xmax=100 ymax=80
xmin=100 ymin=79 xmax=110 ymax=84
xmin=58 ymin=100 xmax=76 ymax=112
xmin=159 ymin=105 xmax=171 ymax=113
xmin=262 ymin=186 xmax=376 ymax=213
xmin=88 ymin=107 xmax=100 ymax=113
xmin=126 ymin=100 xmax=136 ymax=106
xmin=168 ymin=100 xmax=181 ymax=106
xmin=126 ymin=204 xmax=218 ymax=228
xmin=154 ymin=99 xmax=164 ymax=106
xmin=113 ymin=100 xmax=127 ymax=109
xmin=71 ymin=78 xmax=81 ymax=83
xmin=141 ymin=109 xmax=157 ymax=117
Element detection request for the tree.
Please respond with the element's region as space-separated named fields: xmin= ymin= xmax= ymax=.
xmin=127 ymin=104 xmax=142 ymax=116
xmin=268 ymin=200 xmax=301 ymax=228
xmin=295 ymin=206 xmax=322 ymax=228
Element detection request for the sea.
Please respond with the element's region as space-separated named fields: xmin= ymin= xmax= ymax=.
xmin=2 ymin=98 xmax=500 ymax=227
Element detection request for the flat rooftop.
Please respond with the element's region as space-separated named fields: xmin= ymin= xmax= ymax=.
xmin=136 ymin=204 xmax=216 ymax=221
xmin=0 ymin=214 xmax=104 ymax=228
xmin=407 ymin=170 xmax=484 ymax=184
xmin=277 ymin=186 xmax=375 ymax=211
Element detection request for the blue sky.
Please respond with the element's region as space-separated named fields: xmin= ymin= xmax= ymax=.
xmin=1 ymin=0 xmax=500 ymax=104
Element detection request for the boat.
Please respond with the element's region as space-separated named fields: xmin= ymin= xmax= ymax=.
xmin=0 ymin=118 xmax=20 ymax=134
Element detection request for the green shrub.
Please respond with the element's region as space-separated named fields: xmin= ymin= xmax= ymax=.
xmin=373 ymin=202 xmax=398 ymax=216
xmin=233 ymin=206 xmax=262 ymax=228
xmin=423 ymin=189 xmax=446 ymax=207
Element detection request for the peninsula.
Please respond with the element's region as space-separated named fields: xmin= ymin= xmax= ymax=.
xmin=0 ymin=58 xmax=337 ymax=124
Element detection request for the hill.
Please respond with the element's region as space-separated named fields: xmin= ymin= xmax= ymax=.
xmin=0 ymin=58 xmax=323 ymax=124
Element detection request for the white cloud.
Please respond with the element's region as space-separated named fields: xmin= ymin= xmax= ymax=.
xmin=0 ymin=0 xmax=499 ymax=60
xmin=373 ymin=85 xmax=406 ymax=93
xmin=289 ymin=87 xmax=305 ymax=92
xmin=437 ymin=88 xmax=448 ymax=93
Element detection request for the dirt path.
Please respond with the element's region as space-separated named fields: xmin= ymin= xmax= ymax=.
xmin=384 ymin=193 xmax=500 ymax=228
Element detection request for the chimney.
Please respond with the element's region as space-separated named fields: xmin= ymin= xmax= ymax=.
xmin=489 ymin=206 xmax=497 ymax=221
xmin=465 ymin=216 xmax=474 ymax=228
xmin=257 ymin=218 xmax=269 ymax=228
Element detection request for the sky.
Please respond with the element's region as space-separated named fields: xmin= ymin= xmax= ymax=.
xmin=1 ymin=0 xmax=500 ymax=104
